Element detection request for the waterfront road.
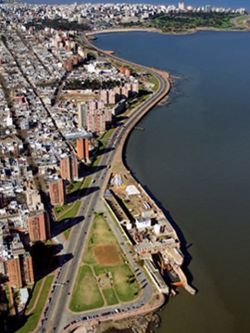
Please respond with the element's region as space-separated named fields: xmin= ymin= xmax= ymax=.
xmin=39 ymin=37 xmax=169 ymax=333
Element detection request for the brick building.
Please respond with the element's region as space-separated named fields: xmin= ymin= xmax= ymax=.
xmin=60 ymin=153 xmax=78 ymax=181
xmin=76 ymin=138 xmax=89 ymax=162
xmin=49 ymin=178 xmax=65 ymax=206
xmin=28 ymin=211 xmax=50 ymax=242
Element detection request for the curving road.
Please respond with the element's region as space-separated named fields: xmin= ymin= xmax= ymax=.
xmin=39 ymin=34 xmax=170 ymax=333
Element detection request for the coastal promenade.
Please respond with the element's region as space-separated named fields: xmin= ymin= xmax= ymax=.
xmin=61 ymin=37 xmax=179 ymax=332
xmin=40 ymin=34 xmax=172 ymax=333
xmin=85 ymin=34 xmax=195 ymax=295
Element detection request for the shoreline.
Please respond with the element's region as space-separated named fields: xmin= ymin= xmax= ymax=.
xmin=84 ymin=30 xmax=195 ymax=309
xmin=86 ymin=25 xmax=250 ymax=39
xmin=66 ymin=32 xmax=194 ymax=333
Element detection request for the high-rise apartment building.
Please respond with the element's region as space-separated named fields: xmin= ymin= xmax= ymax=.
xmin=21 ymin=253 xmax=34 ymax=285
xmin=100 ymin=89 xmax=116 ymax=105
xmin=76 ymin=138 xmax=89 ymax=162
xmin=5 ymin=257 xmax=22 ymax=288
xmin=77 ymin=100 xmax=111 ymax=134
xmin=60 ymin=153 xmax=78 ymax=181
xmin=49 ymin=178 xmax=65 ymax=206
xmin=178 ymin=1 xmax=185 ymax=10
xmin=78 ymin=103 xmax=88 ymax=129
xmin=28 ymin=211 xmax=50 ymax=242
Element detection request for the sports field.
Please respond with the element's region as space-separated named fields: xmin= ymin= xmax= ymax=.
xmin=69 ymin=214 xmax=140 ymax=312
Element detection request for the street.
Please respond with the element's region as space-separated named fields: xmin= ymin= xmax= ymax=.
xmin=39 ymin=38 xmax=169 ymax=333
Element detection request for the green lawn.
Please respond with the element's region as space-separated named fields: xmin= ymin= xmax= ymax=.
xmin=16 ymin=275 xmax=54 ymax=333
xmin=103 ymin=288 xmax=119 ymax=306
xmin=147 ymin=74 xmax=160 ymax=92
xmin=67 ymin=176 xmax=92 ymax=195
xmin=54 ymin=201 xmax=77 ymax=217
xmin=58 ymin=200 xmax=81 ymax=222
xmin=60 ymin=200 xmax=81 ymax=239
xmin=81 ymin=176 xmax=92 ymax=190
xmin=93 ymin=264 xmax=139 ymax=303
xmin=233 ymin=14 xmax=250 ymax=29
xmin=99 ymin=128 xmax=115 ymax=147
xmin=109 ymin=264 xmax=139 ymax=302
xmin=91 ymin=155 xmax=98 ymax=167
xmin=4 ymin=285 xmax=13 ymax=313
xmin=63 ymin=229 xmax=71 ymax=240
xmin=128 ymin=94 xmax=149 ymax=111
xmin=91 ymin=128 xmax=115 ymax=167
xmin=53 ymin=205 xmax=65 ymax=215
xmin=26 ymin=279 xmax=43 ymax=314
xmin=67 ymin=180 xmax=82 ymax=194
xmin=69 ymin=265 xmax=104 ymax=312
xmin=59 ymin=176 xmax=92 ymax=239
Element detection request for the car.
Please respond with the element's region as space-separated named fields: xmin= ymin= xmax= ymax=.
xmin=102 ymin=312 xmax=110 ymax=316
xmin=64 ymin=324 xmax=71 ymax=329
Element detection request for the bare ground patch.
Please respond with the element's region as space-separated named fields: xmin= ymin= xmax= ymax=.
xmin=94 ymin=245 xmax=122 ymax=265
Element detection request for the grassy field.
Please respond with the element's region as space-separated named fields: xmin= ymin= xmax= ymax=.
xmin=70 ymin=265 xmax=104 ymax=312
xmin=67 ymin=180 xmax=82 ymax=194
xmin=232 ymin=14 xmax=250 ymax=29
xmin=56 ymin=176 xmax=92 ymax=239
xmin=70 ymin=214 xmax=140 ymax=312
xmin=90 ymin=128 xmax=115 ymax=167
xmin=26 ymin=279 xmax=43 ymax=314
xmin=147 ymin=74 xmax=160 ymax=92
xmin=102 ymin=288 xmax=118 ymax=305
xmin=99 ymin=128 xmax=115 ymax=148
xmin=17 ymin=275 xmax=54 ymax=333
xmin=53 ymin=200 xmax=78 ymax=217
xmin=81 ymin=176 xmax=92 ymax=190
xmin=58 ymin=200 xmax=81 ymax=222
xmin=58 ymin=200 xmax=81 ymax=239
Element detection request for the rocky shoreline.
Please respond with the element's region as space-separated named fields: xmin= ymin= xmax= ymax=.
xmin=97 ymin=312 xmax=161 ymax=333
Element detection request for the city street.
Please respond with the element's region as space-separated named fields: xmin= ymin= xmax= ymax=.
xmin=39 ymin=38 xmax=169 ymax=333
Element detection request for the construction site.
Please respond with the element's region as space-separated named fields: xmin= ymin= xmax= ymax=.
xmin=105 ymin=172 xmax=196 ymax=297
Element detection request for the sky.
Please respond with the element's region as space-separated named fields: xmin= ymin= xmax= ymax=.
xmin=22 ymin=1 xmax=250 ymax=10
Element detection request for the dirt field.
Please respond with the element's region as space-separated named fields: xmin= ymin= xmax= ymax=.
xmin=94 ymin=244 xmax=122 ymax=265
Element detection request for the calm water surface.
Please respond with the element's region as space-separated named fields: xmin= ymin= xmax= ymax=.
xmin=95 ymin=31 xmax=250 ymax=333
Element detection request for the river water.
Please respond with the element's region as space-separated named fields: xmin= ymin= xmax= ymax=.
xmin=95 ymin=31 xmax=250 ymax=333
